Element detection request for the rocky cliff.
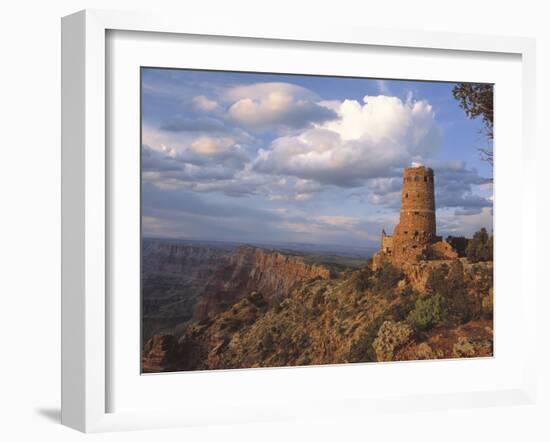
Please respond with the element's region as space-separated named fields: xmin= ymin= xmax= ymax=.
xmin=143 ymin=255 xmax=493 ymax=372
xmin=193 ymin=245 xmax=332 ymax=320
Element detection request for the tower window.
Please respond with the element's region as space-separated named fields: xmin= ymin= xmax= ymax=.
xmin=414 ymin=211 xmax=419 ymax=215
xmin=405 ymin=193 xmax=408 ymax=198
xmin=414 ymin=176 xmax=419 ymax=182
xmin=424 ymin=176 xmax=428 ymax=182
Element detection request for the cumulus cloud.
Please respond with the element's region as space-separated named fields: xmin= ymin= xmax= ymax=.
xmin=142 ymin=144 xmax=182 ymax=172
xmin=141 ymin=144 xmax=247 ymax=191
xmin=192 ymin=95 xmax=220 ymax=112
xmin=190 ymin=136 xmax=235 ymax=156
xmin=366 ymin=177 xmax=403 ymax=206
xmin=253 ymin=95 xmax=441 ymax=187
xmin=227 ymin=82 xmax=337 ymax=130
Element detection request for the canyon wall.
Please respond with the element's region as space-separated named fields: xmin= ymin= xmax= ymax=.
xmin=193 ymin=245 xmax=332 ymax=320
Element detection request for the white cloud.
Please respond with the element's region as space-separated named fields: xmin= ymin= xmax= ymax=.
xmin=192 ymin=95 xmax=220 ymax=112
xmin=253 ymin=95 xmax=441 ymax=187
xmin=226 ymin=82 xmax=337 ymax=130
xmin=437 ymin=207 xmax=493 ymax=237
xmin=318 ymin=216 xmax=361 ymax=228
xmin=190 ymin=136 xmax=235 ymax=156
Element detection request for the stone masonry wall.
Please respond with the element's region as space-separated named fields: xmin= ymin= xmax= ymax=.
xmin=392 ymin=166 xmax=436 ymax=264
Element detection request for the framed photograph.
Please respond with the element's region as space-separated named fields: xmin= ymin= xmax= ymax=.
xmin=61 ymin=9 xmax=537 ymax=432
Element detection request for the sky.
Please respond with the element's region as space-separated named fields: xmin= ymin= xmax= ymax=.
xmin=141 ymin=68 xmax=493 ymax=248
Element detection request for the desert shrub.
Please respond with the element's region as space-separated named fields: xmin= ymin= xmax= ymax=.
xmin=259 ymin=332 xmax=274 ymax=353
xmin=348 ymin=317 xmax=385 ymax=362
xmin=297 ymin=351 xmax=312 ymax=365
xmin=353 ymin=268 xmax=372 ymax=292
xmin=445 ymin=289 xmax=477 ymax=324
xmin=471 ymin=265 xmax=493 ymax=294
xmin=247 ymin=291 xmax=267 ymax=308
xmin=406 ymin=294 xmax=445 ymax=332
xmin=372 ymin=321 xmax=413 ymax=361
xmin=427 ymin=261 xmax=464 ymax=297
xmin=482 ymin=288 xmax=494 ymax=319
xmin=400 ymin=285 xmax=416 ymax=298
xmin=310 ymin=287 xmax=326 ymax=307
xmin=219 ymin=316 xmax=242 ymax=332
xmin=371 ymin=262 xmax=403 ymax=296
xmin=466 ymin=228 xmax=493 ymax=262
xmin=386 ymin=296 xmax=417 ymax=322
xmin=426 ymin=264 xmax=449 ymax=294
xmin=424 ymin=262 xmax=478 ymax=325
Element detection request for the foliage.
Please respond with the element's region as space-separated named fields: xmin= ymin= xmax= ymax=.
xmin=348 ymin=317 xmax=384 ymax=363
xmin=371 ymin=262 xmax=403 ymax=297
xmin=466 ymin=228 xmax=493 ymax=263
xmin=482 ymin=288 xmax=494 ymax=319
xmin=426 ymin=264 xmax=449 ymax=294
xmin=406 ymin=294 xmax=445 ymax=332
xmin=446 ymin=236 xmax=469 ymax=257
xmin=425 ymin=261 xmax=479 ymax=325
xmin=452 ymin=83 xmax=494 ymax=165
xmin=386 ymin=295 xmax=417 ymax=322
xmin=352 ymin=267 xmax=373 ymax=292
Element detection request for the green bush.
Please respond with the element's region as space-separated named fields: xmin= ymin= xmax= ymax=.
xmin=466 ymin=228 xmax=493 ymax=262
xmin=406 ymin=294 xmax=445 ymax=332
xmin=386 ymin=296 xmax=416 ymax=322
xmin=424 ymin=262 xmax=478 ymax=325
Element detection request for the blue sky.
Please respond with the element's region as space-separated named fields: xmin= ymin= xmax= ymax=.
xmin=141 ymin=68 xmax=493 ymax=248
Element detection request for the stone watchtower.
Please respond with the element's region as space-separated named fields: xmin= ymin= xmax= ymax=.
xmin=372 ymin=165 xmax=457 ymax=269
xmin=392 ymin=166 xmax=436 ymax=262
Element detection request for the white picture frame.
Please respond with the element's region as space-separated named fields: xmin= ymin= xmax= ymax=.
xmin=61 ymin=9 xmax=537 ymax=433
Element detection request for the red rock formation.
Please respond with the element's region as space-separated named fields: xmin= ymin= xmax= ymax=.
xmin=194 ymin=245 xmax=331 ymax=320
xmin=141 ymin=334 xmax=180 ymax=373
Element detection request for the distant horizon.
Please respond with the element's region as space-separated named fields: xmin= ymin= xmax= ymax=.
xmin=142 ymin=234 xmax=380 ymax=250
xmin=142 ymin=68 xmax=493 ymax=246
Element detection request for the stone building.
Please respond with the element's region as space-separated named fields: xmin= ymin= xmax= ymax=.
xmin=373 ymin=165 xmax=457 ymax=269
